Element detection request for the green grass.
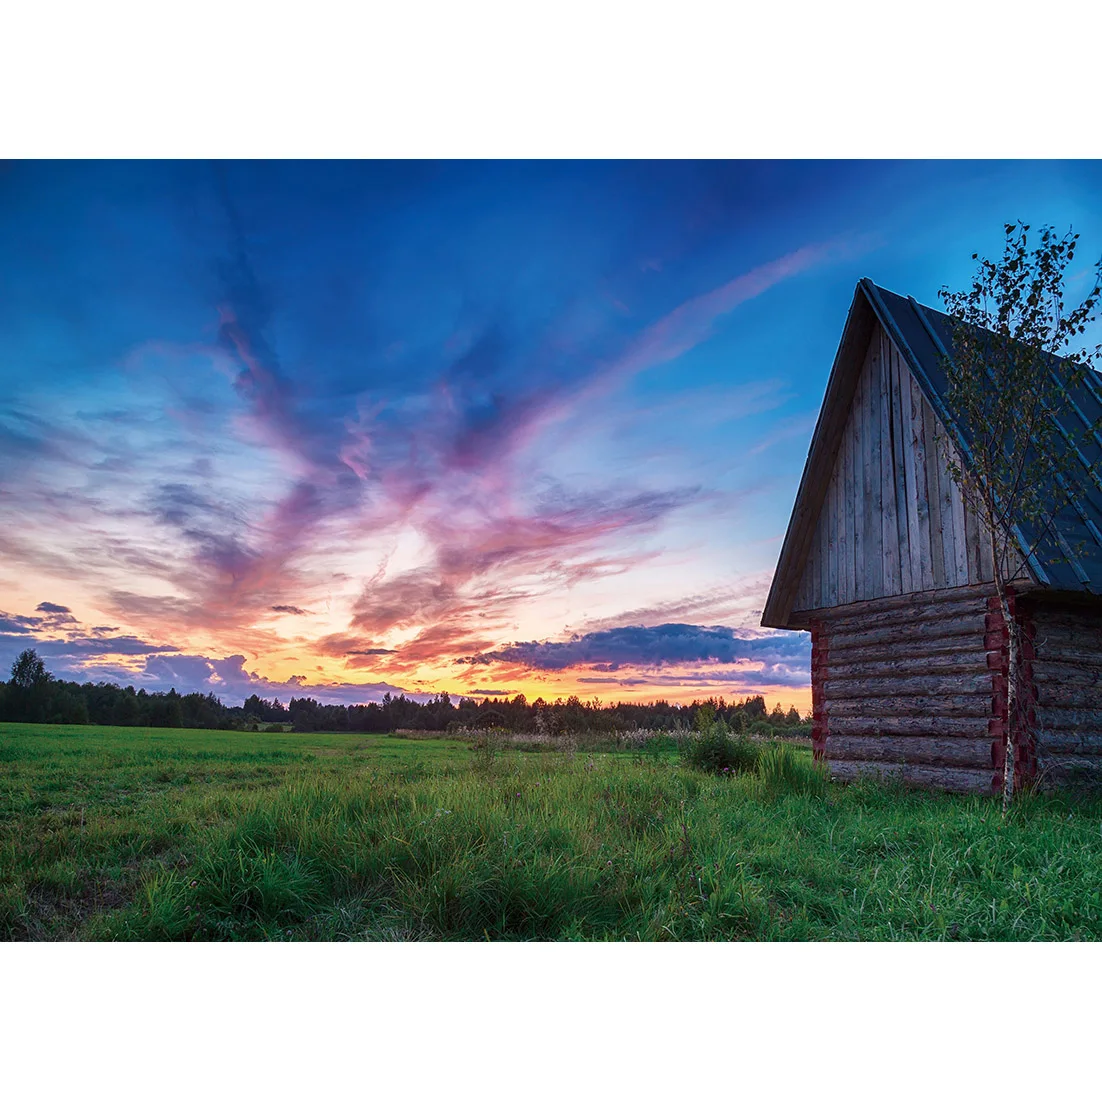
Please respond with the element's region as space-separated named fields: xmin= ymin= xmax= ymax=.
xmin=3 ymin=721 xmax=1102 ymax=941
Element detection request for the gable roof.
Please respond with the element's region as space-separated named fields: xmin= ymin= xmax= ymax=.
xmin=761 ymin=279 xmax=1102 ymax=628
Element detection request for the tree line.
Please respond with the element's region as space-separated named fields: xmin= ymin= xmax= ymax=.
xmin=0 ymin=648 xmax=808 ymax=735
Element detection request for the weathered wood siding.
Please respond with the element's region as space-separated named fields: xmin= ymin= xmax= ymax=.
xmin=812 ymin=585 xmax=998 ymax=794
xmin=1028 ymin=601 xmax=1102 ymax=786
xmin=793 ymin=323 xmax=996 ymax=615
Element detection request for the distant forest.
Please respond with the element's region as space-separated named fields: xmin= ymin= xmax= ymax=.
xmin=0 ymin=648 xmax=808 ymax=735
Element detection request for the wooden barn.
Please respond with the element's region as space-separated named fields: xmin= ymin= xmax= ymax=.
xmin=762 ymin=279 xmax=1102 ymax=793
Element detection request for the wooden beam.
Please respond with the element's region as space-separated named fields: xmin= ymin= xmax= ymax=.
xmin=909 ymin=372 xmax=936 ymax=591
xmin=867 ymin=334 xmax=885 ymax=597
xmin=852 ymin=361 xmax=866 ymax=603
xmin=880 ymin=329 xmax=902 ymax=595
xmin=824 ymin=673 xmax=993 ymax=700
xmin=823 ymin=613 xmax=988 ymax=653
xmin=826 ymin=715 xmax=988 ymax=737
xmin=826 ymin=695 xmax=993 ymax=719
xmin=805 ymin=581 xmax=994 ymax=619
xmin=829 ymin=735 xmax=992 ymax=768
xmin=1036 ymin=732 xmax=1102 ymax=755
xmin=922 ymin=395 xmax=948 ymax=590
xmin=827 ymin=654 xmax=990 ymax=680
xmin=815 ymin=636 xmax=984 ymax=665
xmin=828 ymin=760 xmax=994 ymax=793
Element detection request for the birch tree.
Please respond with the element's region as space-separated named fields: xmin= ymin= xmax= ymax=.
xmin=938 ymin=223 xmax=1102 ymax=810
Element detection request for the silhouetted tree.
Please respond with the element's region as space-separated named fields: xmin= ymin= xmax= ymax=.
xmin=0 ymin=653 xmax=812 ymax=737
xmin=7 ymin=649 xmax=52 ymax=722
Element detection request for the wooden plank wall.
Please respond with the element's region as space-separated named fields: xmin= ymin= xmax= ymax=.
xmin=793 ymin=324 xmax=996 ymax=614
xmin=1030 ymin=602 xmax=1102 ymax=786
xmin=814 ymin=585 xmax=998 ymax=794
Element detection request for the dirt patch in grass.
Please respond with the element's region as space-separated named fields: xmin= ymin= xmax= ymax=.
xmin=17 ymin=878 xmax=133 ymax=940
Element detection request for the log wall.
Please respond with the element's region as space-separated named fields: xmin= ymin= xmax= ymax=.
xmin=1028 ymin=600 xmax=1102 ymax=787
xmin=812 ymin=587 xmax=1102 ymax=794
xmin=812 ymin=584 xmax=1000 ymax=793
xmin=793 ymin=324 xmax=999 ymax=616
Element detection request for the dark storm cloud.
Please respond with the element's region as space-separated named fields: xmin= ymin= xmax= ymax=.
xmin=35 ymin=602 xmax=72 ymax=614
xmin=0 ymin=605 xmax=179 ymax=661
xmin=464 ymin=623 xmax=812 ymax=674
xmin=1 ymin=602 xmax=78 ymax=634
xmin=0 ymin=614 xmax=37 ymax=635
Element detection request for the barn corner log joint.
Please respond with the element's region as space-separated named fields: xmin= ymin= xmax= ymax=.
xmin=762 ymin=279 xmax=1102 ymax=793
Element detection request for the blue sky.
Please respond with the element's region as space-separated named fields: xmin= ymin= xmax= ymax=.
xmin=2 ymin=159 xmax=1100 ymax=708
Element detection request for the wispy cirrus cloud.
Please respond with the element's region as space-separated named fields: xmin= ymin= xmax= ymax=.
xmin=568 ymin=574 xmax=776 ymax=634
xmin=747 ymin=413 xmax=819 ymax=457
xmin=337 ymin=485 xmax=702 ymax=675
xmin=0 ymin=159 xmax=852 ymax=709
xmin=598 ymin=242 xmax=847 ymax=384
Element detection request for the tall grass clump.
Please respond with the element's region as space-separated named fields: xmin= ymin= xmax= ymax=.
xmin=680 ymin=716 xmax=759 ymax=777
xmin=470 ymin=730 xmax=503 ymax=773
xmin=757 ymin=742 xmax=828 ymax=798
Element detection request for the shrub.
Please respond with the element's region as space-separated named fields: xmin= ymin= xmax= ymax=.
xmin=680 ymin=723 xmax=759 ymax=776
xmin=694 ymin=704 xmax=717 ymax=732
xmin=756 ymin=743 xmax=828 ymax=798
xmin=469 ymin=730 xmax=503 ymax=773
xmin=639 ymin=732 xmax=679 ymax=759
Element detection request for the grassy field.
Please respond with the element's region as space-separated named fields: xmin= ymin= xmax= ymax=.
xmin=3 ymin=721 xmax=1102 ymax=941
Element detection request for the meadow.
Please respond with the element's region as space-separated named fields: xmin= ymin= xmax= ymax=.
xmin=3 ymin=721 xmax=1102 ymax=941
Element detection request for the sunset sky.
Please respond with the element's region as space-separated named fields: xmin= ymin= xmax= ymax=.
xmin=2 ymin=159 xmax=1101 ymax=711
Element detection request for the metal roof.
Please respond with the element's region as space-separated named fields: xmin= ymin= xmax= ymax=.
xmin=761 ymin=279 xmax=1102 ymax=627
xmin=864 ymin=279 xmax=1102 ymax=594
